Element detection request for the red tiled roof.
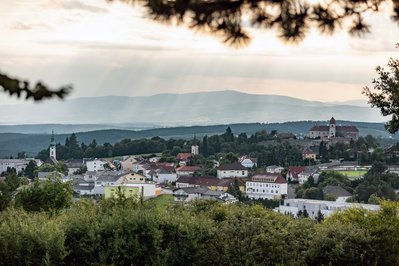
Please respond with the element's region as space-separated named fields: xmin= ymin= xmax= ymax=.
xmin=288 ymin=166 xmax=307 ymax=179
xmin=218 ymin=162 xmax=247 ymax=171
xmin=177 ymin=166 xmax=202 ymax=172
xmin=217 ymin=178 xmax=245 ymax=187
xmin=251 ymin=173 xmax=287 ymax=184
xmin=176 ymin=176 xmax=219 ymax=186
xmin=176 ymin=153 xmax=193 ymax=161
xmin=309 ymin=125 xmax=329 ymax=131
xmin=303 ymin=148 xmax=316 ymax=155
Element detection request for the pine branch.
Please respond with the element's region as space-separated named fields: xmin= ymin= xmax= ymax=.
xmin=0 ymin=71 xmax=72 ymax=101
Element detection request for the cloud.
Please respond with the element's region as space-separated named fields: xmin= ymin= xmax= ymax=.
xmin=49 ymin=0 xmax=108 ymax=13
xmin=10 ymin=22 xmax=51 ymax=31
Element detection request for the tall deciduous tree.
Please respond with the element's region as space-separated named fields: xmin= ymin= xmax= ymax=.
xmin=15 ymin=175 xmax=73 ymax=213
xmin=363 ymin=44 xmax=399 ymax=133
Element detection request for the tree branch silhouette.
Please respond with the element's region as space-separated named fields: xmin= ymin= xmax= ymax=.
xmin=0 ymin=71 xmax=71 ymax=101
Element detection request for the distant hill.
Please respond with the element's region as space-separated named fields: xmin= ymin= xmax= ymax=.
xmin=0 ymin=123 xmax=157 ymax=134
xmin=0 ymin=120 xmax=395 ymax=157
xmin=0 ymin=90 xmax=385 ymax=125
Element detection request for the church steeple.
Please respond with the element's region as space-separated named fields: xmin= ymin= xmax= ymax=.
xmin=49 ymin=130 xmax=56 ymax=160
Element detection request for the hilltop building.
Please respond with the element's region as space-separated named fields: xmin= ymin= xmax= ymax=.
xmin=308 ymin=117 xmax=359 ymax=140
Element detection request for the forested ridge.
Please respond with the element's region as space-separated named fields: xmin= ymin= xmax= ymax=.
xmin=1 ymin=120 xmax=395 ymax=158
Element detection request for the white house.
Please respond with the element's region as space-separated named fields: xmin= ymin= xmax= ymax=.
xmin=217 ymin=162 xmax=248 ymax=179
xmin=239 ymin=156 xmax=258 ymax=168
xmin=246 ymin=173 xmax=288 ymax=200
xmin=73 ymin=182 xmax=96 ymax=196
xmin=298 ymin=170 xmax=316 ymax=185
xmin=287 ymin=166 xmax=307 ymax=182
xmin=266 ymin=165 xmax=285 ymax=174
xmin=86 ymin=160 xmax=106 ymax=172
xmin=277 ymin=198 xmax=380 ymax=219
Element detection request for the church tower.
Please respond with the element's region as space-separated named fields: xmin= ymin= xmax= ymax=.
xmin=329 ymin=117 xmax=336 ymax=138
xmin=191 ymin=134 xmax=199 ymax=155
xmin=49 ymin=130 xmax=56 ymax=160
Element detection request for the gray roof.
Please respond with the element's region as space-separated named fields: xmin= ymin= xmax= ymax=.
xmin=66 ymin=159 xmax=83 ymax=168
xmin=96 ymin=172 xmax=125 ymax=182
xmin=38 ymin=171 xmax=64 ymax=179
xmin=323 ymin=185 xmax=352 ymax=197
xmin=174 ymin=187 xmax=208 ymax=194
xmin=203 ymin=190 xmax=224 ymax=197
xmin=73 ymin=183 xmax=95 ymax=191
xmin=218 ymin=162 xmax=247 ymax=171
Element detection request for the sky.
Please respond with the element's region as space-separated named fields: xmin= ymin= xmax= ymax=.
xmin=1 ymin=0 xmax=399 ymax=105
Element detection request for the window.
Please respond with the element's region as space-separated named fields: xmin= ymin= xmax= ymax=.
xmin=242 ymin=171 xmax=245 ymax=175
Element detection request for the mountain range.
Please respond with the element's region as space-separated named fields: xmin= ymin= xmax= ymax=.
xmin=0 ymin=90 xmax=385 ymax=126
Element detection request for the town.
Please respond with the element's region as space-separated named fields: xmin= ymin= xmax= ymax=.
xmin=2 ymin=117 xmax=397 ymax=219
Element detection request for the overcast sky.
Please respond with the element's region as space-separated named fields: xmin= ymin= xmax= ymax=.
xmin=1 ymin=0 xmax=399 ymax=105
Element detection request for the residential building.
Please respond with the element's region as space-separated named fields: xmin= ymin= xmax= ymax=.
xmin=239 ymin=156 xmax=258 ymax=168
xmin=120 ymin=156 xmax=138 ymax=172
xmin=277 ymin=198 xmax=380 ymax=219
xmin=176 ymin=166 xmax=202 ymax=176
xmin=144 ymin=163 xmax=177 ymax=183
xmin=38 ymin=171 xmax=67 ymax=181
xmin=266 ymin=165 xmax=285 ymax=174
xmin=287 ymin=166 xmax=307 ymax=182
xmin=176 ymin=153 xmax=193 ymax=166
xmin=120 ymin=172 xmax=147 ymax=183
xmin=65 ymin=159 xmax=83 ymax=175
xmin=302 ymin=148 xmax=317 ymax=161
xmin=173 ymin=187 xmax=236 ymax=203
xmin=0 ymin=159 xmax=42 ymax=174
xmin=73 ymin=182 xmax=95 ymax=196
xmin=86 ymin=160 xmax=106 ymax=172
xmin=246 ymin=173 xmax=288 ymax=200
xmin=217 ymin=162 xmax=248 ymax=179
xmin=298 ymin=170 xmax=316 ymax=185
xmin=176 ymin=175 xmax=219 ymax=188
xmin=214 ymin=178 xmax=245 ymax=192
xmin=104 ymin=185 xmax=141 ymax=199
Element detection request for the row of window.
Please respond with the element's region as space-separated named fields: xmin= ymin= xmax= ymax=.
xmin=247 ymin=188 xmax=278 ymax=194
xmin=222 ymin=171 xmax=246 ymax=175
xmin=247 ymin=182 xmax=280 ymax=188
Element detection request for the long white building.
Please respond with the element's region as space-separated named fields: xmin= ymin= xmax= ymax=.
xmin=276 ymin=198 xmax=380 ymax=219
xmin=0 ymin=159 xmax=42 ymax=174
xmin=246 ymin=173 xmax=288 ymax=200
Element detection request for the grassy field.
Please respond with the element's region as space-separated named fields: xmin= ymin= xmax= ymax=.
xmin=336 ymin=170 xmax=367 ymax=179
xmin=148 ymin=194 xmax=174 ymax=209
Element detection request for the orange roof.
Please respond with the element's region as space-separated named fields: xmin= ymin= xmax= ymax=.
xmin=176 ymin=153 xmax=193 ymax=161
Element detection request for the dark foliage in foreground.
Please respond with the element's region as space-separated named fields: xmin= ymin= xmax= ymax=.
xmin=1 ymin=198 xmax=399 ymax=265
